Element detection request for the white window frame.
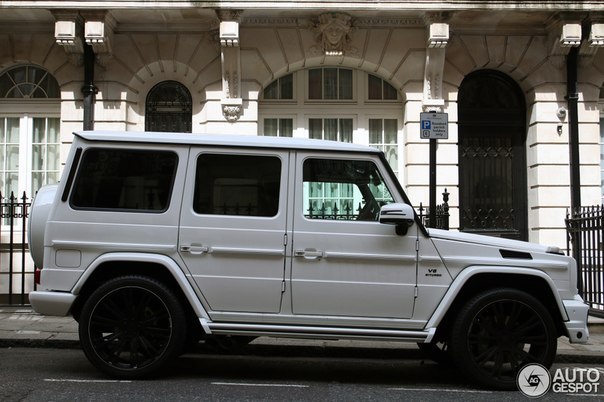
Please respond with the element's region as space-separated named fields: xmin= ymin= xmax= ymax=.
xmin=0 ymin=101 xmax=60 ymax=198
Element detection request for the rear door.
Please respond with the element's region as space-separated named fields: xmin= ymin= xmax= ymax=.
xmin=178 ymin=148 xmax=289 ymax=314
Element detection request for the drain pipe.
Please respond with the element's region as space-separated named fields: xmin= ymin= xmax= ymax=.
xmin=81 ymin=43 xmax=98 ymax=131
xmin=567 ymin=44 xmax=580 ymax=212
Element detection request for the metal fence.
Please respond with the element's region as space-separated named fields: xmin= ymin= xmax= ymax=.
xmin=0 ymin=192 xmax=34 ymax=305
xmin=420 ymin=189 xmax=450 ymax=230
xmin=566 ymin=206 xmax=604 ymax=317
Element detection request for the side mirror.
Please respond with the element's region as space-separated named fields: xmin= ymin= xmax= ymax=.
xmin=379 ymin=203 xmax=415 ymax=235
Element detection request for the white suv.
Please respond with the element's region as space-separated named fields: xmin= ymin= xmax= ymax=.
xmin=29 ymin=130 xmax=589 ymax=389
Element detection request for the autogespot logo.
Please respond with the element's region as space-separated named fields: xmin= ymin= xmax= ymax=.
xmin=517 ymin=364 xmax=551 ymax=398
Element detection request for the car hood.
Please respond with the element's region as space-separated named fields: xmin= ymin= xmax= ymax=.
xmin=427 ymin=228 xmax=560 ymax=255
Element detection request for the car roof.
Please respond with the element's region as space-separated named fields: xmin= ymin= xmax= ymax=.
xmin=74 ymin=131 xmax=381 ymax=154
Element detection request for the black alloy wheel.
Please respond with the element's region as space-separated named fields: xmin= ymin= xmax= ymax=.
xmin=79 ymin=275 xmax=186 ymax=379
xmin=450 ymin=288 xmax=557 ymax=390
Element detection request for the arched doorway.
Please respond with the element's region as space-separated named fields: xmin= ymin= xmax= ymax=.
xmin=145 ymin=81 xmax=192 ymax=133
xmin=458 ymin=70 xmax=528 ymax=240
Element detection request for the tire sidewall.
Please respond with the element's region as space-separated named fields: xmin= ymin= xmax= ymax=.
xmin=450 ymin=288 xmax=557 ymax=390
xmin=78 ymin=275 xmax=187 ymax=379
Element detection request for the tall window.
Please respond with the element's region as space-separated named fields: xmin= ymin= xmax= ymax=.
xmin=145 ymin=81 xmax=192 ymax=133
xmin=259 ymin=68 xmax=401 ymax=175
xmin=0 ymin=65 xmax=60 ymax=197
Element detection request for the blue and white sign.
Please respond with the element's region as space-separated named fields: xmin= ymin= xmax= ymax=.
xmin=420 ymin=112 xmax=448 ymax=139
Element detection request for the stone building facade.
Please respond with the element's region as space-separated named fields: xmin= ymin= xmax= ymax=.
xmin=1 ymin=1 xmax=604 ymax=249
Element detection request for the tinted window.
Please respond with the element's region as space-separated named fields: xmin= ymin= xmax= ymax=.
xmin=71 ymin=148 xmax=177 ymax=212
xmin=194 ymin=154 xmax=281 ymax=217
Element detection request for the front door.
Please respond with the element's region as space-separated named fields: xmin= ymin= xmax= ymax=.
xmin=290 ymin=154 xmax=417 ymax=319
xmin=458 ymin=70 xmax=528 ymax=240
xmin=178 ymin=149 xmax=289 ymax=314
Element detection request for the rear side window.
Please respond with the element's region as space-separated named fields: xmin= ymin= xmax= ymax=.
xmin=194 ymin=154 xmax=281 ymax=217
xmin=70 ymin=148 xmax=178 ymax=212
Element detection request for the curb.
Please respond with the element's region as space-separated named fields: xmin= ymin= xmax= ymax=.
xmin=2 ymin=337 xmax=604 ymax=365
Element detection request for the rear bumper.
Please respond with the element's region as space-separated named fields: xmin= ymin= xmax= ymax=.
xmin=29 ymin=291 xmax=76 ymax=316
xmin=563 ymin=295 xmax=590 ymax=343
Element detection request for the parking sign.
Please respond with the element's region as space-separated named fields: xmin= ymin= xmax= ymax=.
xmin=420 ymin=112 xmax=448 ymax=139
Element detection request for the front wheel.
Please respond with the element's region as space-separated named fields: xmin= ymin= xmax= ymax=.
xmin=78 ymin=275 xmax=187 ymax=379
xmin=450 ymin=288 xmax=557 ymax=390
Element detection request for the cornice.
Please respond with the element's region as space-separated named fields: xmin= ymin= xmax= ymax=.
xmin=1 ymin=1 xmax=603 ymax=11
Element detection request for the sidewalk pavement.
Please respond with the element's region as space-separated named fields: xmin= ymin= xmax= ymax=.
xmin=1 ymin=306 xmax=604 ymax=363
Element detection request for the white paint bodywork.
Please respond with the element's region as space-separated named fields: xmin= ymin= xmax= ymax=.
xmin=28 ymin=131 xmax=589 ymax=345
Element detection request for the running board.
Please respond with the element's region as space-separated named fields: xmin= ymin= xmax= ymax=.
xmin=203 ymin=320 xmax=434 ymax=343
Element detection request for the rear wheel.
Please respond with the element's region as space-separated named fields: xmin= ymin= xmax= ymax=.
xmin=450 ymin=288 xmax=557 ymax=389
xmin=79 ymin=275 xmax=187 ymax=379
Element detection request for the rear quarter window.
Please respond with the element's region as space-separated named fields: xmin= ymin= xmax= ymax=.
xmin=70 ymin=148 xmax=178 ymax=212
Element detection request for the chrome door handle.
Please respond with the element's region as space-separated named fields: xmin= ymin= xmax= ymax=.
xmin=294 ymin=249 xmax=324 ymax=260
xmin=180 ymin=244 xmax=210 ymax=255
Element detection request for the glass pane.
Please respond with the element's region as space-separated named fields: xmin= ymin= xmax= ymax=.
xmin=7 ymin=145 xmax=19 ymax=170
xmin=279 ymin=119 xmax=293 ymax=137
xmin=324 ymin=119 xmax=337 ymax=141
xmin=280 ymin=74 xmax=293 ymax=99
xmin=308 ymin=69 xmax=322 ymax=99
xmin=264 ymin=118 xmax=278 ymax=136
xmin=309 ymin=119 xmax=322 ymax=139
xmin=0 ymin=118 xmax=4 ymax=142
xmin=47 ymin=144 xmax=59 ymax=171
xmin=6 ymin=172 xmax=18 ymax=195
xmin=383 ymin=80 xmax=398 ymax=100
xmin=339 ymin=119 xmax=352 ymax=143
xmin=7 ymin=118 xmax=19 ymax=143
xmin=384 ymin=119 xmax=398 ymax=143
xmin=369 ymin=119 xmax=382 ymax=144
xmin=33 ymin=118 xmax=46 ymax=143
xmin=324 ymin=68 xmax=338 ymax=100
xmin=194 ymin=154 xmax=281 ymax=217
xmin=368 ymin=75 xmax=382 ymax=100
xmin=32 ymin=145 xmax=44 ymax=170
xmin=264 ymin=81 xmax=279 ymax=99
xmin=32 ymin=172 xmax=43 ymax=194
xmin=339 ymin=69 xmax=352 ymax=100
xmin=48 ymin=118 xmax=60 ymax=143
xmin=72 ymin=149 xmax=178 ymax=212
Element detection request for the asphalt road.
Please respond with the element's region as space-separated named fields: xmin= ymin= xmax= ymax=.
xmin=1 ymin=347 xmax=602 ymax=401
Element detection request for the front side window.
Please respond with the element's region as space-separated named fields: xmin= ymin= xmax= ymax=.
xmin=194 ymin=154 xmax=281 ymax=217
xmin=303 ymin=158 xmax=394 ymax=221
xmin=71 ymin=149 xmax=178 ymax=212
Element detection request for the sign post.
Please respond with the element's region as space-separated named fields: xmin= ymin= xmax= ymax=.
xmin=420 ymin=112 xmax=448 ymax=228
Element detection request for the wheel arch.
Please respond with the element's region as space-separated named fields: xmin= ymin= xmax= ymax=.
xmin=70 ymin=253 xmax=210 ymax=328
xmin=425 ymin=267 xmax=568 ymax=341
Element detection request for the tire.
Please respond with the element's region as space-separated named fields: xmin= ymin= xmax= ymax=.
xmin=78 ymin=275 xmax=187 ymax=379
xmin=450 ymin=288 xmax=557 ymax=390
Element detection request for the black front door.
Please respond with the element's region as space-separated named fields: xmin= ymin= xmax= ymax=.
xmin=145 ymin=80 xmax=192 ymax=133
xmin=458 ymin=70 xmax=528 ymax=241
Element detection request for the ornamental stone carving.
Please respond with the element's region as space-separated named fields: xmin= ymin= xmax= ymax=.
xmin=311 ymin=13 xmax=355 ymax=56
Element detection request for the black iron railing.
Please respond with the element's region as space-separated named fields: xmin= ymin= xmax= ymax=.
xmin=0 ymin=192 xmax=34 ymax=305
xmin=566 ymin=206 xmax=604 ymax=317
xmin=420 ymin=189 xmax=450 ymax=230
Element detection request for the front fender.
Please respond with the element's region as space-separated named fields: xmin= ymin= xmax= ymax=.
xmin=72 ymin=252 xmax=211 ymax=323
xmin=424 ymin=266 xmax=568 ymax=331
